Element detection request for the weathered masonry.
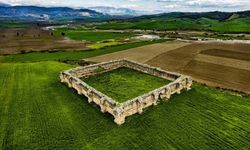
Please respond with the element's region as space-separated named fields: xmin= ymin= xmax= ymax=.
xmin=60 ymin=59 xmax=192 ymax=125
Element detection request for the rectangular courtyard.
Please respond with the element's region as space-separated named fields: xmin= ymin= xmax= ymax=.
xmin=82 ymin=67 xmax=171 ymax=103
xmin=60 ymin=59 xmax=192 ymax=124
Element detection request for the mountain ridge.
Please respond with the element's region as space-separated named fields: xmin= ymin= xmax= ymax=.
xmin=0 ymin=5 xmax=108 ymax=21
xmin=133 ymin=11 xmax=250 ymax=21
xmin=0 ymin=3 xmax=249 ymax=22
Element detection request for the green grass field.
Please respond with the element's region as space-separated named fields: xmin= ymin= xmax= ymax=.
xmin=87 ymin=41 xmax=123 ymax=49
xmin=54 ymin=28 xmax=135 ymax=42
xmin=0 ymin=36 xmax=249 ymax=149
xmin=0 ymin=61 xmax=249 ymax=149
xmin=0 ymin=40 xmax=165 ymax=63
xmin=94 ymin=17 xmax=250 ymax=33
xmin=82 ymin=67 xmax=170 ymax=102
xmin=0 ymin=22 xmax=29 ymax=29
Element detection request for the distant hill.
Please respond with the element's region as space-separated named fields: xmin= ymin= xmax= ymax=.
xmin=1 ymin=5 xmax=250 ymax=25
xmin=94 ymin=10 xmax=250 ymax=33
xmin=0 ymin=5 xmax=108 ymax=21
xmin=134 ymin=11 xmax=250 ymax=21
xmin=227 ymin=14 xmax=240 ymax=21
xmin=0 ymin=3 xmax=10 ymax=7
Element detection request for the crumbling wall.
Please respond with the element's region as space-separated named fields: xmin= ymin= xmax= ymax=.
xmin=60 ymin=59 xmax=192 ymax=125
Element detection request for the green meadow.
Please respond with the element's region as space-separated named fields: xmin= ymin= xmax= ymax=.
xmin=87 ymin=41 xmax=123 ymax=49
xmin=95 ymin=17 xmax=250 ymax=33
xmin=54 ymin=28 xmax=135 ymax=42
xmin=0 ymin=61 xmax=249 ymax=149
xmin=0 ymin=22 xmax=29 ymax=29
xmin=0 ymin=39 xmax=249 ymax=149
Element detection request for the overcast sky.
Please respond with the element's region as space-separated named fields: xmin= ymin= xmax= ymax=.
xmin=1 ymin=0 xmax=250 ymax=13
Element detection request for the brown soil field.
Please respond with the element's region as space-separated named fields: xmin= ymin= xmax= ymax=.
xmin=195 ymin=54 xmax=250 ymax=71
xmin=201 ymin=49 xmax=250 ymax=61
xmin=86 ymin=41 xmax=190 ymax=63
xmin=0 ymin=28 xmax=87 ymax=55
xmin=87 ymin=41 xmax=250 ymax=94
xmin=183 ymin=60 xmax=250 ymax=94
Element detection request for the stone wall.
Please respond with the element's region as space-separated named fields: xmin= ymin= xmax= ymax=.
xmin=60 ymin=59 xmax=192 ymax=125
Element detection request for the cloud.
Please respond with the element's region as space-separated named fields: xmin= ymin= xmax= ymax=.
xmin=1 ymin=0 xmax=68 ymax=6
xmin=164 ymin=4 xmax=178 ymax=9
xmin=126 ymin=0 xmax=141 ymax=2
xmin=158 ymin=0 xmax=250 ymax=8
xmin=157 ymin=0 xmax=250 ymax=12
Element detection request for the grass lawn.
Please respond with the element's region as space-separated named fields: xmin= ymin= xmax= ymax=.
xmin=0 ymin=22 xmax=30 ymax=29
xmin=54 ymin=28 xmax=135 ymax=42
xmin=82 ymin=67 xmax=170 ymax=103
xmin=0 ymin=61 xmax=249 ymax=149
xmin=0 ymin=40 xmax=165 ymax=63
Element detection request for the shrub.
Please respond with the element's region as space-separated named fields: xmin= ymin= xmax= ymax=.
xmin=20 ymin=50 xmax=26 ymax=54
xmin=61 ymin=32 xmax=66 ymax=36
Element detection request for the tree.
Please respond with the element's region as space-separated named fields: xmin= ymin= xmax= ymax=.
xmin=61 ymin=32 xmax=66 ymax=36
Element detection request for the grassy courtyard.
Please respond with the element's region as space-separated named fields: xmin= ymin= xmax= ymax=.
xmin=82 ymin=67 xmax=170 ymax=102
xmin=0 ymin=61 xmax=249 ymax=149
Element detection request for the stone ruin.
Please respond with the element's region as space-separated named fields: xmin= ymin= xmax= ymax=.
xmin=60 ymin=59 xmax=192 ymax=125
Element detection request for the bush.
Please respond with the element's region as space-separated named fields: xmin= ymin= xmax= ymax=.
xmin=61 ymin=32 xmax=66 ymax=36
xmin=20 ymin=50 xmax=26 ymax=54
